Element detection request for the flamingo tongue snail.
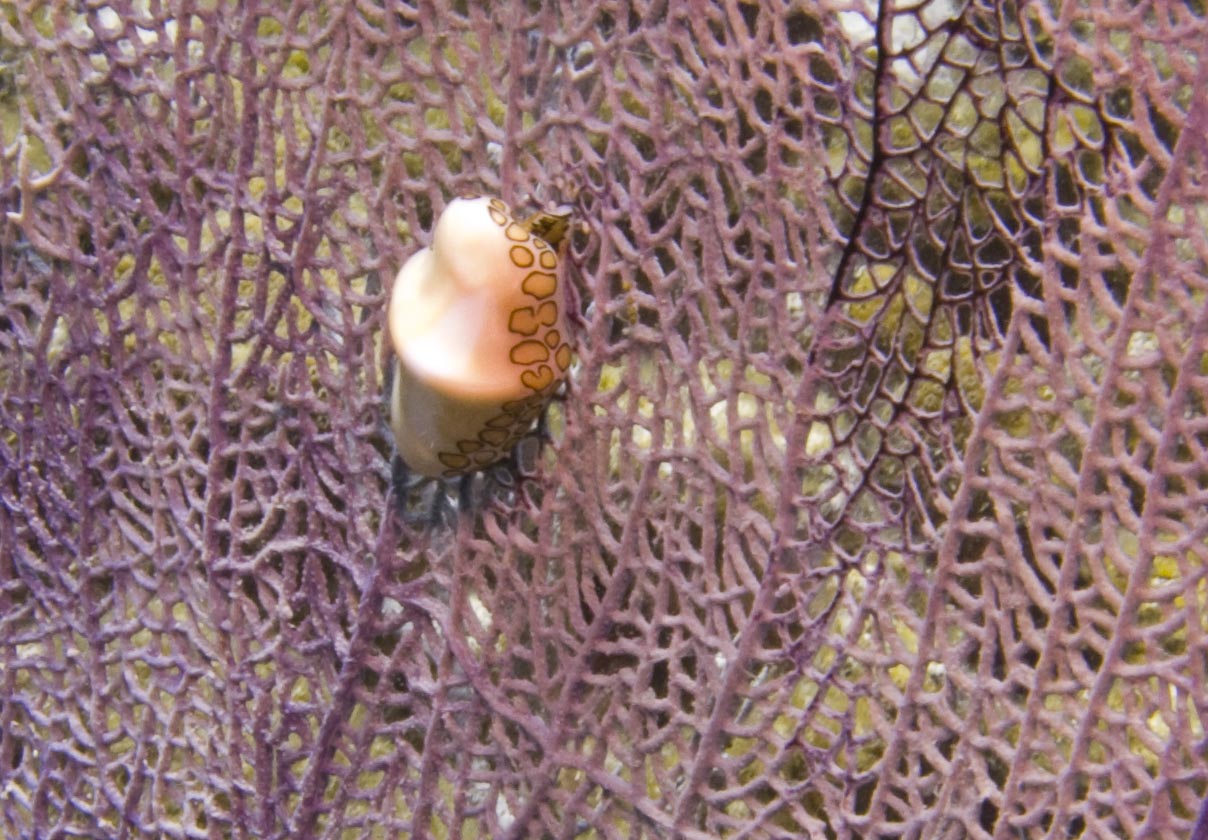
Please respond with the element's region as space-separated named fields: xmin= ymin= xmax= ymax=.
xmin=387 ymin=197 xmax=575 ymax=478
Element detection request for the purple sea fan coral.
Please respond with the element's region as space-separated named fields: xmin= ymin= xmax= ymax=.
xmin=1 ymin=1 xmax=1206 ymax=838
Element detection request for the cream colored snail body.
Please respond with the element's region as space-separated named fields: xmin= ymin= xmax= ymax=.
xmin=388 ymin=197 xmax=574 ymax=478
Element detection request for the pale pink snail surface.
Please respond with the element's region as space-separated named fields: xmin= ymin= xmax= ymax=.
xmin=388 ymin=197 xmax=575 ymax=478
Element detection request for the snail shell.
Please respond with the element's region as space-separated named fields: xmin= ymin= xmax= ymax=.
xmin=388 ymin=197 xmax=573 ymax=477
